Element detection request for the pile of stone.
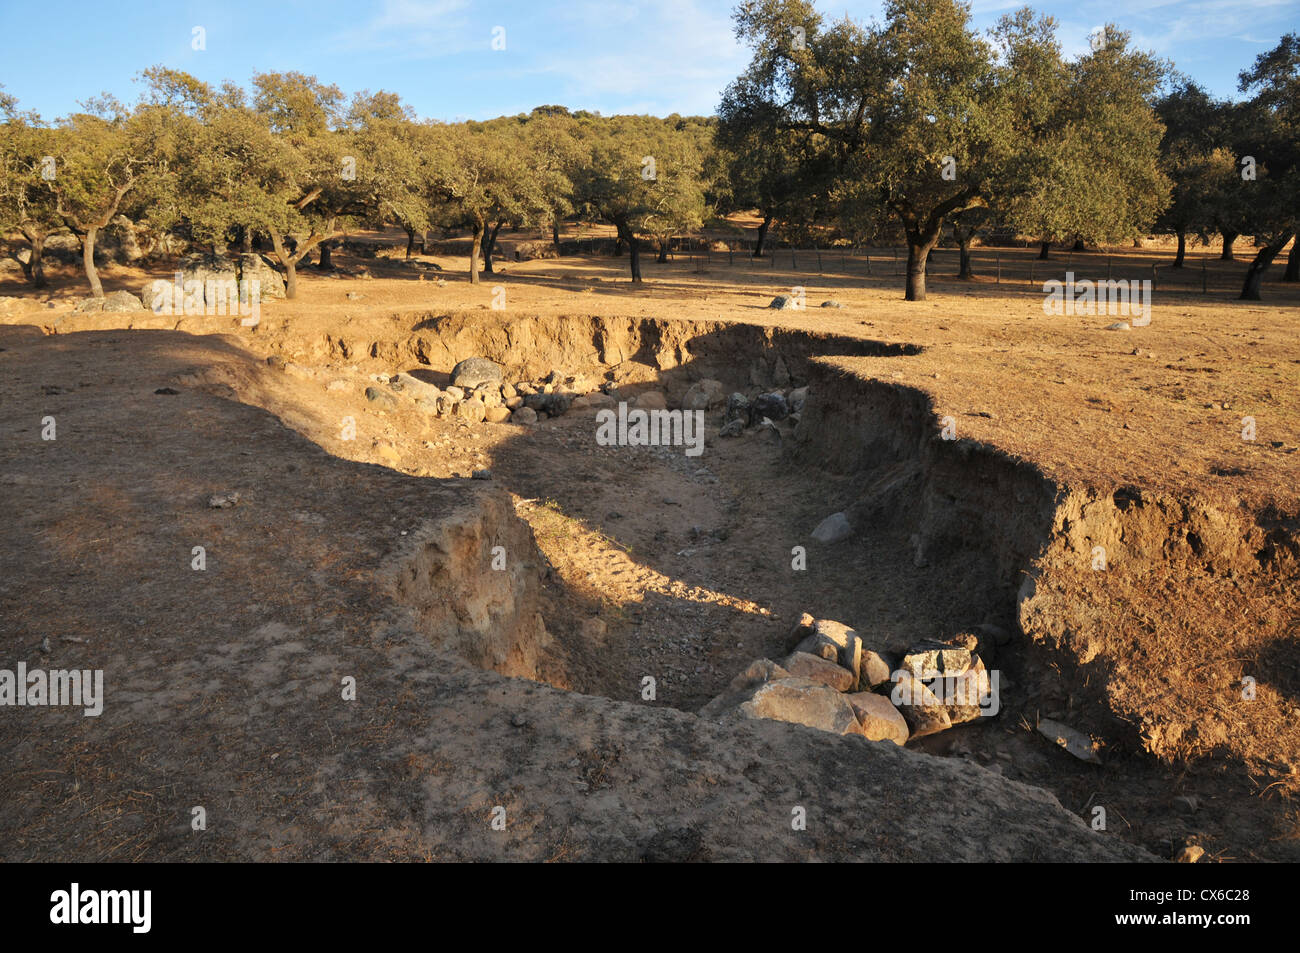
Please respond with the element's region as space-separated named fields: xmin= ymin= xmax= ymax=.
xmin=700 ymin=614 xmax=1007 ymax=745
xmin=366 ymin=357 xmax=617 ymax=426
xmin=715 ymin=384 xmax=808 ymax=439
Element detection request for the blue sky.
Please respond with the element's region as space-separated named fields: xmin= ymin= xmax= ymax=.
xmin=0 ymin=0 xmax=1293 ymax=121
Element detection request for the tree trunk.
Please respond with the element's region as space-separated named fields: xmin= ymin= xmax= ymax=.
xmin=83 ymin=226 xmax=103 ymax=298
xmin=23 ymin=233 xmax=48 ymax=289
xmin=240 ymin=227 xmax=253 ymax=254
xmin=481 ymin=220 xmax=503 ymax=275
xmin=1173 ymin=230 xmax=1186 ymax=268
xmin=623 ymin=229 xmax=642 ymax=282
xmin=405 ymin=228 xmax=416 ymax=260
xmin=1072 ymin=238 xmax=1086 ymax=252
xmin=1220 ymin=230 xmax=1237 ymax=261
xmin=269 ymin=233 xmax=299 ymax=299
xmin=754 ymin=213 xmax=772 ymax=258
xmin=551 ymin=217 xmax=562 ymax=256
xmin=613 ymin=237 xmax=625 ymax=257
xmin=1238 ymin=236 xmax=1289 ymax=300
xmin=317 ymin=241 xmax=333 ymax=270
xmin=954 ymin=224 xmax=973 ymax=279
xmin=1038 ymin=240 xmax=1051 ymax=260
xmin=469 ymin=220 xmax=484 ymax=284
xmin=905 ymin=233 xmax=939 ymax=301
xmin=657 ymin=240 xmax=669 ymax=264
xmin=1284 ymin=234 xmax=1299 ymax=282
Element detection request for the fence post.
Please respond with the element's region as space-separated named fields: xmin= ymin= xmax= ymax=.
xmin=1201 ymin=259 xmax=1207 ymax=294
xmin=996 ymin=251 xmax=1000 ymax=284
xmin=1029 ymin=259 xmax=1035 ymax=287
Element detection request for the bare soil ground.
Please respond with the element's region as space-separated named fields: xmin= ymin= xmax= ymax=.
xmin=1 ymin=231 xmax=1296 ymax=861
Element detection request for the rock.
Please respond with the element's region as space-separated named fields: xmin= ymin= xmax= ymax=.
xmin=511 ymin=406 xmax=538 ymax=425
xmin=901 ymin=642 xmax=974 ymax=679
xmin=750 ymin=392 xmax=788 ymax=423
xmin=75 ymin=290 xmax=145 ymax=313
xmin=792 ymin=618 xmax=863 ymax=684
xmin=890 ymin=672 xmax=952 ymax=739
xmin=475 ymin=386 xmax=502 ymax=408
xmin=364 ymin=386 xmax=397 ymax=409
xmin=450 ymin=357 xmax=503 ymax=389
xmin=858 ymin=651 xmax=893 ymax=690
xmin=457 ymin=397 xmax=487 ymax=423
xmin=932 ymin=656 xmax=992 ymax=724
xmin=682 ymin=379 xmax=726 ymax=411
xmin=634 ymin=390 xmax=667 ymax=411
xmin=484 ymin=405 xmax=512 ymax=423
xmin=699 ymin=658 xmax=791 ymax=718
xmin=392 ymin=372 xmax=441 ymax=401
xmin=821 ymin=299 xmax=844 ymax=309
xmin=755 ymin=419 xmax=781 ymax=445
xmin=768 ymin=295 xmax=797 ymax=310
xmin=505 ymin=396 xmax=523 ymax=410
xmin=811 ymin=512 xmax=853 ymax=544
xmin=237 ymin=253 xmax=285 ymax=298
xmin=444 ymin=385 xmax=466 ymax=401
xmin=772 ymin=355 xmax=791 ymax=388
xmin=845 ymin=692 xmax=909 ymax=745
xmin=718 ymin=419 xmax=745 ymax=438
xmin=1173 ymin=844 xmax=1205 ymax=863
xmin=734 ymin=677 xmax=862 ymax=736
xmin=207 ymin=492 xmax=240 ymax=509
xmin=434 ymin=395 xmax=456 ymax=417
xmin=1106 ymin=322 xmax=1131 ymax=331
xmin=779 ymin=652 xmax=855 ymax=692
xmin=1037 ymin=717 xmax=1102 ymax=764
xmin=789 ymin=386 xmax=809 ymax=413
xmin=571 ymin=392 xmax=615 ymax=411
xmin=724 ymin=392 xmax=749 ymax=424
xmin=580 ymin=617 xmax=607 ymax=642
xmin=471 ymin=468 xmax=492 ymax=480
xmin=1173 ymin=795 xmax=1199 ymax=815
xmin=346 ymin=291 xmax=364 ymax=301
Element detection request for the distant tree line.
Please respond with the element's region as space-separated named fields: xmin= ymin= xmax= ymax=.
xmin=0 ymin=0 xmax=1295 ymax=302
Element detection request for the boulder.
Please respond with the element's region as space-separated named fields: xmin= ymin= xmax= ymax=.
xmin=237 ymin=253 xmax=285 ymax=299
xmin=75 ymin=290 xmax=145 ymax=313
xmin=811 ymin=512 xmax=853 ymax=544
xmin=178 ymin=255 xmax=239 ymax=312
xmin=724 ymin=392 xmax=749 ymax=424
xmin=889 ymin=671 xmax=952 ymax=739
xmin=364 ymin=387 xmax=396 ymax=410
xmin=682 ymin=378 xmax=726 ymax=411
xmin=820 ymin=299 xmax=845 ymax=309
xmin=792 ymin=618 xmax=863 ymax=684
xmin=900 ymin=639 xmax=975 ymax=679
xmin=932 ymin=656 xmax=992 ymax=725
xmin=789 ymin=386 xmax=809 ymax=413
xmin=444 ymin=385 xmax=466 ymax=401
xmin=457 ymin=397 xmax=487 ymax=423
xmin=750 ymin=391 xmax=789 ymax=423
xmin=768 ymin=295 xmax=797 ymax=310
xmin=392 ymin=372 xmax=441 ymax=401
xmin=718 ymin=419 xmax=745 ymax=438
xmin=511 ymin=406 xmax=538 ymax=425
xmin=735 ymin=677 xmax=862 ymax=736
xmin=450 ymin=357 xmax=503 ymax=389
xmin=699 ymin=658 xmax=791 ymax=718
xmin=484 ymin=405 xmax=512 ymax=423
xmin=779 ymin=652 xmax=855 ymax=692
xmin=845 ymin=692 xmax=909 ymax=745
xmin=858 ymin=651 xmax=893 ymax=690
xmin=633 ymin=390 xmax=667 ymax=411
